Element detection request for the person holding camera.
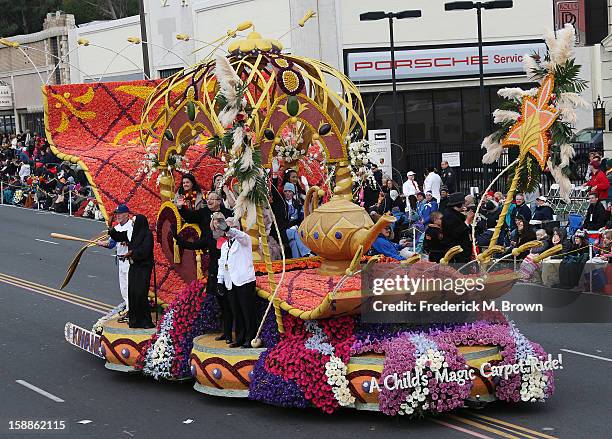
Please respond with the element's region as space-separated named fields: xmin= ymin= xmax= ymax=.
xmin=216 ymin=216 xmax=257 ymax=348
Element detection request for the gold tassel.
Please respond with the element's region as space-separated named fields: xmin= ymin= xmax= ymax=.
xmin=196 ymin=250 xmax=203 ymax=279
xmin=173 ymin=238 xmax=181 ymax=264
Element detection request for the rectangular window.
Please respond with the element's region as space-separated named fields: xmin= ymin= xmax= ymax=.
xmin=159 ymin=68 xmax=183 ymax=79
xmin=433 ymin=89 xmax=462 ymax=144
xmin=403 ymin=91 xmax=434 ymax=143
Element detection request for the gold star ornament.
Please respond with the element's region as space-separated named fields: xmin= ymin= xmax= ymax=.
xmin=502 ymin=74 xmax=559 ymax=169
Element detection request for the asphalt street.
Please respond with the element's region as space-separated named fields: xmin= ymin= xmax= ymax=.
xmin=0 ymin=205 xmax=610 ymax=439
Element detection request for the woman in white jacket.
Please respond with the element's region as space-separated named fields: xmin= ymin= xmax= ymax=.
xmin=216 ymin=216 xmax=257 ymax=348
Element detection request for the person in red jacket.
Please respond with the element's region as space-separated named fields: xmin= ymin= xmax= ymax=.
xmin=583 ymin=159 xmax=610 ymax=202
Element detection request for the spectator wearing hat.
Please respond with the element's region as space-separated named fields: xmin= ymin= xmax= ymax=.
xmin=583 ymin=192 xmax=609 ymax=230
xmin=439 ymin=186 xmax=449 ymax=212
xmin=440 ymin=160 xmax=456 ymax=193
xmin=423 ymin=167 xmax=442 ymax=202
xmin=96 ymin=203 xmax=133 ymax=321
xmin=271 ymin=180 xmax=308 ymax=258
xmin=532 ymin=196 xmax=554 ymax=222
xmin=442 ymin=192 xmax=474 ymax=263
xmin=418 ymin=191 xmax=438 ymax=225
xmin=402 ymin=171 xmax=420 ymax=199
xmin=370 ymin=224 xmax=409 ymax=261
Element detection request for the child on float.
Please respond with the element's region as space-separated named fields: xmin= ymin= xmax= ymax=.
xmin=215 ymin=215 xmax=257 ymax=348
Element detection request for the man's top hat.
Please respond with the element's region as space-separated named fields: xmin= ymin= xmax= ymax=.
xmin=447 ymin=192 xmax=465 ymax=207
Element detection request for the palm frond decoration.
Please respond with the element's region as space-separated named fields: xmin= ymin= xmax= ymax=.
xmin=60 ymin=232 xmax=107 ymax=289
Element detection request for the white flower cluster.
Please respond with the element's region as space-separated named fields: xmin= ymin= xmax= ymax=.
xmin=520 ymin=365 xmax=549 ymax=402
xmin=142 ymin=310 xmax=175 ymax=380
xmin=92 ymin=301 xmax=126 ymax=334
xmin=136 ymin=140 xmax=190 ymax=186
xmin=274 ymin=142 xmax=304 ymax=162
xmin=149 ymin=334 xmax=172 ymax=366
xmin=304 ymin=320 xmax=355 ymax=407
xmin=325 ymin=355 xmax=355 ymax=407
xmin=348 ymin=140 xmax=376 ymax=186
xmin=398 ymin=348 xmax=446 ymax=416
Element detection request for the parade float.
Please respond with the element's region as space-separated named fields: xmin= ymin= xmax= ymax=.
xmin=49 ymin=21 xmax=589 ymax=417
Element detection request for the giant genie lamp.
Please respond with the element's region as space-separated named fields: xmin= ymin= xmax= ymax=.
xmin=140 ymin=25 xmax=394 ymax=276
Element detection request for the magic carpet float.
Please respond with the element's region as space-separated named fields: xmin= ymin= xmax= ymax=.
xmin=52 ymin=21 xmax=588 ymax=416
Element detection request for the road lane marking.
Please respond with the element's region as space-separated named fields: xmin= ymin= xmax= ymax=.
xmin=466 ymin=413 xmax=556 ymax=439
xmin=0 ymin=277 xmax=109 ymax=314
xmin=0 ymin=272 xmax=113 ymax=308
xmin=0 ymin=275 xmax=112 ymax=312
xmin=35 ymin=238 xmax=59 ymax=245
xmin=560 ymin=348 xmax=612 ymax=362
xmin=430 ymin=419 xmax=494 ymax=438
xmin=16 ymin=380 xmax=65 ymax=403
xmin=448 ymin=415 xmax=522 ymax=439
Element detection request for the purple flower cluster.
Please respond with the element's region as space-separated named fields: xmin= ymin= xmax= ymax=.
xmin=378 ymin=335 xmax=416 ymax=416
xmin=248 ymin=350 xmax=308 ymax=409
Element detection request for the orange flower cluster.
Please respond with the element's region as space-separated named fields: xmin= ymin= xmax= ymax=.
xmin=254 ymin=256 xmax=322 ymax=274
xmin=256 ymin=268 xmax=361 ymax=311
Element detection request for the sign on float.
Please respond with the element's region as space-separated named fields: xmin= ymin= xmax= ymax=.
xmin=368 ymin=129 xmax=393 ymax=178
xmin=346 ymin=41 xmax=547 ymax=82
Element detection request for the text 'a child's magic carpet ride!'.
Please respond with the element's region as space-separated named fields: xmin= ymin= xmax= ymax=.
xmin=50 ymin=19 xmax=589 ymax=418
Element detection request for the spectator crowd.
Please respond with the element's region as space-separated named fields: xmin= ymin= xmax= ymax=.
xmin=0 ymin=131 xmax=103 ymax=219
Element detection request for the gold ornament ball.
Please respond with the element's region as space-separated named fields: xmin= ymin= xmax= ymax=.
xmin=312 ymin=133 xmax=320 ymax=141
xmin=290 ymin=116 xmax=298 ymax=124
xmin=273 ymin=137 xmax=281 ymax=145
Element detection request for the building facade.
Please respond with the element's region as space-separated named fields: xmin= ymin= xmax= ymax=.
xmin=5 ymin=1 xmax=612 ymax=185
xmin=0 ymin=11 xmax=75 ymax=134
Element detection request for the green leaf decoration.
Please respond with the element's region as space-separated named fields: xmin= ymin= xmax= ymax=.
xmin=287 ymin=96 xmax=299 ymax=116
xmin=186 ymin=101 xmax=196 ymax=121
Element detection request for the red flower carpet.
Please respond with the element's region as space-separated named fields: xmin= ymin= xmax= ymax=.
xmin=44 ymin=80 xmax=224 ymax=302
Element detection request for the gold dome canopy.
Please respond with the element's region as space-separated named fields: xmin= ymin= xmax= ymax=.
xmin=140 ymin=27 xmax=366 ymax=169
xmin=227 ymin=31 xmax=283 ymax=54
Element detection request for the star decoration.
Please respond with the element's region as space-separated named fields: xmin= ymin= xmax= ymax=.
xmin=502 ymin=74 xmax=559 ymax=169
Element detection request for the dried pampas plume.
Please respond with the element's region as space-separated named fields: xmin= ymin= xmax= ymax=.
xmin=550 ymin=24 xmax=576 ymax=67
xmin=559 ymin=143 xmax=575 ymax=169
xmin=522 ymin=54 xmax=540 ymax=80
xmin=215 ymin=54 xmax=242 ymax=127
xmin=231 ymin=125 xmax=244 ymax=155
xmin=497 ymin=87 xmax=525 ymax=100
xmin=547 ymin=159 xmax=572 ymax=202
xmin=557 ymin=92 xmax=588 ymax=125
xmin=493 ymin=109 xmax=520 ymax=124
xmin=482 ymin=134 xmax=504 ymax=164
xmin=240 ymin=146 xmax=254 ymax=172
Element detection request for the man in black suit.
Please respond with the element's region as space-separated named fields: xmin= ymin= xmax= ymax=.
xmin=583 ymin=193 xmax=609 ymax=230
xmin=174 ymin=191 xmax=234 ymax=343
xmin=510 ymin=193 xmax=532 ymax=230
xmin=442 ymin=192 xmax=474 ymax=263
xmin=440 ymin=160 xmax=456 ymax=193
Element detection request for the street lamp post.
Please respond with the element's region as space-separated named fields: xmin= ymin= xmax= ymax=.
xmin=445 ymin=1 xmax=513 ymax=188
xmin=360 ymin=10 xmax=422 ymax=149
xmin=138 ymin=0 xmax=151 ymax=78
